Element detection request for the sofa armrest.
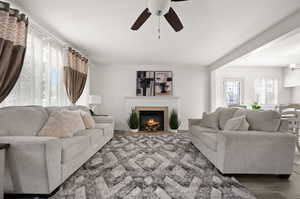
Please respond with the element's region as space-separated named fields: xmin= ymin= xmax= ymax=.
xmin=95 ymin=123 xmax=114 ymax=139
xmin=188 ymin=119 xmax=202 ymax=130
xmin=219 ymin=130 xmax=296 ymax=140
xmin=217 ymin=131 xmax=296 ymax=174
xmin=0 ymin=137 xmax=62 ymax=194
xmin=93 ymin=115 xmax=114 ymax=124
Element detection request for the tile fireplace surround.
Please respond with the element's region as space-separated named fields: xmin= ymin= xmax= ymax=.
xmin=124 ymin=96 xmax=180 ymax=131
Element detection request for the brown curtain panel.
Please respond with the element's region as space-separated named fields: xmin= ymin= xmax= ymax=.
xmin=64 ymin=48 xmax=88 ymax=104
xmin=0 ymin=1 xmax=28 ymax=103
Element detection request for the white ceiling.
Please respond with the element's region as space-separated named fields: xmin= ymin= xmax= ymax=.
xmin=227 ymin=29 xmax=300 ymax=67
xmin=15 ymin=0 xmax=300 ymax=66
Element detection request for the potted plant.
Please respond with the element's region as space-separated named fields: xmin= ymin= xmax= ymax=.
xmin=169 ymin=109 xmax=181 ymax=133
xmin=128 ymin=109 xmax=139 ymax=132
xmin=251 ymin=102 xmax=261 ymax=110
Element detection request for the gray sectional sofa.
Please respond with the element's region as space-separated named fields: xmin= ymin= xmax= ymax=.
xmin=189 ymin=107 xmax=297 ymax=176
xmin=0 ymin=105 xmax=114 ymax=195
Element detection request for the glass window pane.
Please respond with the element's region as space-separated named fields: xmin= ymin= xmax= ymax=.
xmin=254 ymin=78 xmax=278 ymax=105
xmin=224 ymin=79 xmax=241 ymax=105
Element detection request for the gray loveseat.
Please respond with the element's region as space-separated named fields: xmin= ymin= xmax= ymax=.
xmin=189 ymin=107 xmax=296 ymax=176
xmin=0 ymin=105 xmax=114 ymax=195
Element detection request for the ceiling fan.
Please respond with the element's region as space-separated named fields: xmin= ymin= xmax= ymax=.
xmin=131 ymin=0 xmax=188 ymax=33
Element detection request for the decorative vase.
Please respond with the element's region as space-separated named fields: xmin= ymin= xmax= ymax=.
xmin=169 ymin=129 xmax=178 ymax=133
xmin=130 ymin=129 xmax=139 ymax=133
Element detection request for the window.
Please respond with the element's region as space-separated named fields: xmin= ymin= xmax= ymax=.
xmin=1 ymin=24 xmax=89 ymax=107
xmin=223 ymin=78 xmax=243 ymax=105
xmin=255 ymin=78 xmax=278 ymax=105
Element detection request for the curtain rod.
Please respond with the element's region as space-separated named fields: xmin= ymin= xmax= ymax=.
xmin=8 ymin=0 xmax=87 ymax=57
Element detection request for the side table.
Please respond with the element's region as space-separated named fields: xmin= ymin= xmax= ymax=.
xmin=93 ymin=115 xmax=115 ymax=136
xmin=0 ymin=144 xmax=9 ymax=199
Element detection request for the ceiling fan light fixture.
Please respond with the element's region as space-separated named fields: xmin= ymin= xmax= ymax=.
xmin=289 ymin=63 xmax=300 ymax=71
xmin=131 ymin=0 xmax=186 ymax=32
xmin=148 ymin=0 xmax=171 ymax=16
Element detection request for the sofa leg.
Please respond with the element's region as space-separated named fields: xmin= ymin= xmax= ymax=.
xmin=278 ymin=174 xmax=291 ymax=179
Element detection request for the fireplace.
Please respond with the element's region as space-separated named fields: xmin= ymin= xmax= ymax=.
xmin=135 ymin=106 xmax=168 ymax=132
xmin=140 ymin=111 xmax=164 ymax=132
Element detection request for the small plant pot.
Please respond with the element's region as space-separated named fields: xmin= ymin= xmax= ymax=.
xmin=169 ymin=129 xmax=178 ymax=133
xmin=129 ymin=129 xmax=139 ymax=133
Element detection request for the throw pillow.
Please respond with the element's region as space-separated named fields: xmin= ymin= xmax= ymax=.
xmin=234 ymin=109 xmax=281 ymax=132
xmin=200 ymin=111 xmax=220 ymax=130
xmin=233 ymin=109 xmax=247 ymax=117
xmin=218 ymin=107 xmax=240 ymax=130
xmin=38 ymin=110 xmax=85 ymax=138
xmin=224 ymin=115 xmax=249 ymax=131
xmin=246 ymin=110 xmax=281 ymax=132
xmin=80 ymin=111 xmax=96 ymax=129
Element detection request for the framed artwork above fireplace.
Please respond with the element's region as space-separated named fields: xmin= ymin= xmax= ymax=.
xmin=136 ymin=71 xmax=173 ymax=96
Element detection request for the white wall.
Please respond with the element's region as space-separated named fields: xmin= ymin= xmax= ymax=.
xmin=291 ymin=87 xmax=300 ymax=103
xmin=211 ymin=66 xmax=292 ymax=110
xmin=283 ymin=67 xmax=300 ymax=87
xmin=283 ymin=68 xmax=300 ymax=103
xmin=90 ymin=65 xmax=210 ymax=131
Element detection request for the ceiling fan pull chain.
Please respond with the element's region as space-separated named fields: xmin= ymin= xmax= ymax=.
xmin=158 ymin=16 xmax=161 ymax=39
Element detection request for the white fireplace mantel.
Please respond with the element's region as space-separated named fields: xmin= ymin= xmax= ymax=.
xmin=124 ymin=96 xmax=180 ymax=100
xmin=124 ymin=96 xmax=181 ymax=116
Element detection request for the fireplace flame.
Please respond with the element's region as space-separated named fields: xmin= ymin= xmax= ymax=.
xmin=144 ymin=118 xmax=161 ymax=132
xmin=147 ymin=119 xmax=159 ymax=125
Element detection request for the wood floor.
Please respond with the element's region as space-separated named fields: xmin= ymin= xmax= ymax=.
xmin=236 ymin=154 xmax=300 ymax=199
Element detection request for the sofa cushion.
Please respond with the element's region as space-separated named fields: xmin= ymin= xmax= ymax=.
xmin=93 ymin=115 xmax=114 ymax=123
xmin=191 ymin=125 xmax=218 ymax=134
xmin=234 ymin=109 xmax=281 ymax=132
xmin=233 ymin=109 xmax=247 ymax=117
xmin=60 ymin=135 xmax=90 ymax=163
xmin=218 ymin=107 xmax=239 ymax=130
xmin=0 ymin=136 xmax=59 ymax=143
xmin=0 ymin=106 xmax=48 ymax=136
xmin=46 ymin=105 xmax=90 ymax=115
xmin=200 ymin=111 xmax=220 ymax=130
xmin=224 ymin=115 xmax=249 ymax=131
xmin=38 ymin=110 xmax=85 ymax=138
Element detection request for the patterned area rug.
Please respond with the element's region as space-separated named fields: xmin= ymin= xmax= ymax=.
xmin=51 ymin=134 xmax=257 ymax=199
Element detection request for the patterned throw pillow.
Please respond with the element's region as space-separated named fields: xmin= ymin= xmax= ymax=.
xmin=224 ymin=115 xmax=249 ymax=131
xmin=38 ymin=110 xmax=85 ymax=137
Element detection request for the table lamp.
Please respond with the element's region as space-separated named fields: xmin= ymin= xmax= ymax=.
xmin=89 ymin=95 xmax=101 ymax=115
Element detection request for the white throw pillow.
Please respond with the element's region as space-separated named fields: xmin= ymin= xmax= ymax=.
xmin=224 ymin=115 xmax=249 ymax=131
xmin=38 ymin=110 xmax=85 ymax=138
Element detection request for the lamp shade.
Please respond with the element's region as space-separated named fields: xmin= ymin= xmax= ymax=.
xmin=89 ymin=95 xmax=101 ymax=104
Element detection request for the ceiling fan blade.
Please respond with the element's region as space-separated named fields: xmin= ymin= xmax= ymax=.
xmin=131 ymin=8 xmax=151 ymax=30
xmin=164 ymin=7 xmax=184 ymax=32
xmin=171 ymin=0 xmax=188 ymax=1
